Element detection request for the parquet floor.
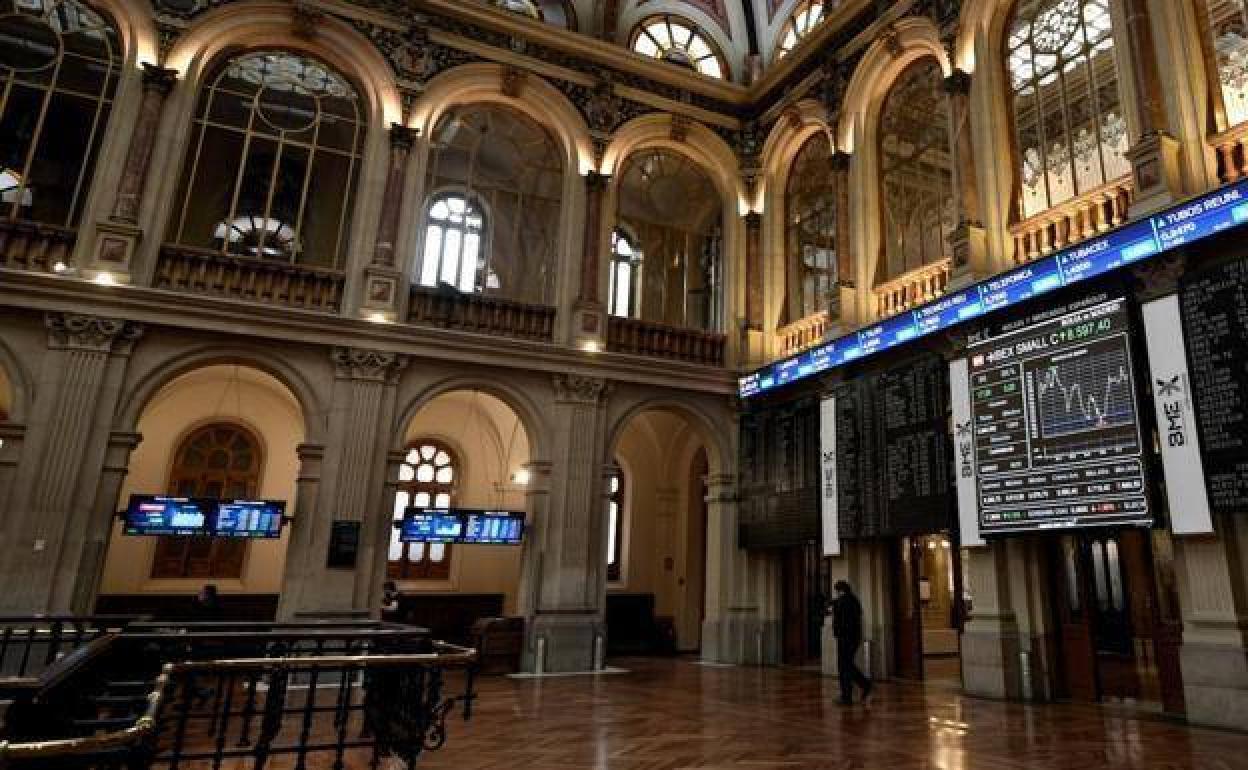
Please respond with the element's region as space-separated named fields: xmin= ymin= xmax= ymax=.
xmin=413 ymin=657 xmax=1248 ymax=770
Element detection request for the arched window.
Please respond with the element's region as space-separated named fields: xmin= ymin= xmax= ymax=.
xmin=1204 ymin=0 xmax=1248 ymax=129
xmin=389 ymin=441 xmax=457 ymax=580
xmin=169 ymin=51 xmax=365 ymax=268
xmin=616 ymin=150 xmax=723 ymax=331
xmin=421 ymin=105 xmax=562 ymax=304
xmin=0 ymin=0 xmax=120 ymax=227
xmin=419 ymin=194 xmax=490 ymax=292
xmin=1007 ymin=0 xmax=1129 ymax=220
xmin=786 ymin=133 xmax=838 ymax=319
xmin=609 ymin=228 xmax=642 ymax=318
xmin=151 ymin=423 xmax=261 ymax=579
xmin=606 ymin=466 xmax=624 ymax=582
xmin=777 ymin=0 xmax=831 ymax=59
xmin=630 ymin=15 xmax=726 ymax=79
xmin=879 ymin=58 xmax=955 ymax=280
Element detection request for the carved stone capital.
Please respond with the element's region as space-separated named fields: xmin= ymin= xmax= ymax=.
xmin=584 ymin=169 xmax=610 ymax=193
xmin=140 ymin=62 xmax=178 ymax=95
xmin=830 ymin=151 xmax=851 ymax=172
xmin=552 ymin=373 xmax=607 ymax=404
xmin=744 ymin=211 xmax=762 ymax=231
xmin=46 ymin=313 xmax=143 ymax=353
xmin=331 ymin=347 xmax=408 ymax=383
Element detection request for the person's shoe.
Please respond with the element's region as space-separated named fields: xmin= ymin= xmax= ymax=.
xmin=862 ymin=681 xmax=873 ymax=703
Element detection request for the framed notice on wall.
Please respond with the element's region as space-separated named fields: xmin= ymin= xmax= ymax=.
xmin=327 ymin=520 xmax=360 ymax=569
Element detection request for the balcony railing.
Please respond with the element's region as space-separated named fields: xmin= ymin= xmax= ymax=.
xmin=606 ymin=317 xmax=726 ymax=367
xmin=1010 ymin=175 xmax=1134 ymax=264
xmin=154 ymin=245 xmax=345 ymax=312
xmin=407 ymin=285 xmax=556 ymax=342
xmin=776 ymin=310 xmax=831 ymax=359
xmin=873 ymin=258 xmax=952 ymax=318
xmin=1212 ymin=121 xmax=1248 ymax=184
xmin=0 ymin=219 xmax=75 ymax=273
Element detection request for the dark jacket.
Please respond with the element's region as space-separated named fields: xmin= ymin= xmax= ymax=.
xmin=831 ymin=592 xmax=863 ymax=642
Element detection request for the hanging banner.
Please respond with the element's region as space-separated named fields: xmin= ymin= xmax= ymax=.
xmin=1142 ymin=295 xmax=1214 ymax=535
xmin=820 ymin=394 xmax=840 ymax=556
xmin=949 ymin=358 xmax=985 ymax=547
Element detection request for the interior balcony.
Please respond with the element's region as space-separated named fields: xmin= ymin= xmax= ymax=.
xmin=1009 ymin=175 xmax=1135 ymax=265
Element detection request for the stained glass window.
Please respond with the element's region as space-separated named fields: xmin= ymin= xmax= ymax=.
xmin=631 ymin=15 xmax=726 ymax=79
xmin=786 ymin=133 xmax=838 ymax=318
xmin=0 ymin=0 xmax=120 ymax=226
xmin=169 ymin=51 xmax=365 ymax=267
xmin=389 ymin=441 xmax=456 ymax=580
xmin=1007 ymin=0 xmax=1128 ymax=220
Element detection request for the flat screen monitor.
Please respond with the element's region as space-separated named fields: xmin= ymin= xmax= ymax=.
xmin=461 ymin=510 xmax=525 ymax=545
xmin=123 ymin=495 xmax=214 ymax=536
xmin=215 ymin=500 xmax=286 ymax=538
xmin=399 ymin=509 xmax=465 ymax=543
xmin=966 ymin=298 xmax=1152 ymax=534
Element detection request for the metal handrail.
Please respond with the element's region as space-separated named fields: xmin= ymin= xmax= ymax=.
xmin=0 ymin=641 xmax=477 ymax=762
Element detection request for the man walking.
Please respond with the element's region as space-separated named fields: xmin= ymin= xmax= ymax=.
xmin=831 ymin=579 xmax=872 ymax=705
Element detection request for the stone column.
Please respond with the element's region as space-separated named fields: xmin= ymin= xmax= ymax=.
xmin=278 ymin=348 xmax=406 ymax=619
xmin=0 ymin=423 xmax=26 ymax=526
xmin=524 ymin=374 xmax=610 ymax=672
xmin=91 ymin=65 xmax=177 ymax=277
xmin=960 ymin=541 xmax=1023 ymax=699
xmin=702 ymin=472 xmax=757 ymax=663
xmin=573 ymin=172 xmax=610 ymax=346
xmin=1173 ymin=515 xmax=1248 ymax=730
xmin=361 ymin=125 xmax=418 ymax=320
xmin=69 ymin=430 xmax=142 ymax=613
xmin=1120 ymin=0 xmax=1183 ymax=214
xmin=744 ymin=211 xmax=763 ymax=330
xmin=943 ymin=69 xmax=990 ymax=286
xmin=0 ymin=314 xmax=142 ymax=613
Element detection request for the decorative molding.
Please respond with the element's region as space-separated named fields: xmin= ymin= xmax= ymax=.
xmin=45 ymin=313 xmax=143 ymax=354
xmin=501 ymin=64 xmax=527 ymax=97
xmin=670 ymin=113 xmax=691 ymax=142
xmin=552 ymin=373 xmax=608 ymax=404
xmin=331 ymin=347 xmax=409 ymax=383
xmin=140 ymin=62 xmax=178 ymax=94
xmin=389 ymin=122 xmax=419 ymax=150
xmin=291 ymin=1 xmax=325 ymax=40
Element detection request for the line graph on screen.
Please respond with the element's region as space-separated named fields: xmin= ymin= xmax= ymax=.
xmin=1036 ymin=343 xmax=1136 ymax=439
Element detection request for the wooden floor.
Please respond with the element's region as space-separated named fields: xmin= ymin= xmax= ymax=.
xmin=413 ymin=657 xmax=1248 ymax=770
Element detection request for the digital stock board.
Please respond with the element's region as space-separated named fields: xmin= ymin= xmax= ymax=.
xmin=400 ymin=508 xmax=526 ymax=545
xmin=739 ymin=180 xmax=1248 ymax=398
xmin=965 ymin=299 xmax=1151 ymax=534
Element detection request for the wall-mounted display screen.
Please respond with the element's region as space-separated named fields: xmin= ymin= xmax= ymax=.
xmin=123 ymin=495 xmax=214 ymax=536
xmin=966 ymin=299 xmax=1151 ymax=534
xmin=122 ymin=495 xmax=288 ymax=537
xmin=740 ymin=180 xmax=1248 ymax=398
xmin=215 ymin=500 xmax=286 ymax=538
xmin=399 ymin=508 xmax=525 ymax=545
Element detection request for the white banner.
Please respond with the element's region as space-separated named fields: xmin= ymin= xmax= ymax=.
xmin=1142 ymin=295 xmax=1214 ymax=535
xmin=949 ymin=358 xmax=985 ymax=547
xmin=820 ymin=395 xmax=840 ymax=556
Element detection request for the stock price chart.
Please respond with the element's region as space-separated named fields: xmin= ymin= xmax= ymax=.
xmin=967 ymin=299 xmax=1151 ymax=534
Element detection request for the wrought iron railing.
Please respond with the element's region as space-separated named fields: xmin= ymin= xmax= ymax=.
xmin=0 ymin=643 xmax=478 ymax=770
xmin=0 ymin=219 xmax=76 ymax=273
xmin=0 ymin=616 xmax=143 ymax=679
xmin=606 ymin=317 xmax=726 ymax=366
xmin=153 ymin=244 xmax=345 ymax=312
xmin=407 ymin=285 xmax=556 ymax=342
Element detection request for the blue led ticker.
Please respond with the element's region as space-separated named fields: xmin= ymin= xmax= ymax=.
xmin=739 ymin=180 xmax=1248 ymax=398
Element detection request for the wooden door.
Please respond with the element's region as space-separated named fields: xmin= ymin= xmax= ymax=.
xmin=1050 ymin=535 xmax=1098 ymax=702
xmin=782 ymin=546 xmax=808 ymax=664
xmin=892 ymin=537 xmax=924 ymax=680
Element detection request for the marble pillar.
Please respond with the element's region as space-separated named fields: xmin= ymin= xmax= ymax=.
xmin=573 ymin=172 xmax=610 ymax=346
xmin=0 ymin=313 xmax=142 ymax=613
xmin=278 ymin=348 xmax=406 ymax=619
xmin=523 ymin=374 xmax=610 ymax=672
xmin=361 ymin=125 xmax=418 ymax=319
xmin=943 ymin=69 xmax=990 ymax=286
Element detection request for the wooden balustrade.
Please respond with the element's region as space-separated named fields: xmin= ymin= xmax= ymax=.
xmin=407 ymin=285 xmax=555 ymax=342
xmin=873 ymin=258 xmax=953 ymax=318
xmin=606 ymin=317 xmax=726 ymax=367
xmin=1010 ymin=175 xmax=1134 ymax=264
xmin=776 ymin=310 xmax=830 ymax=358
xmin=1211 ymin=121 xmax=1248 ymax=184
xmin=154 ymin=245 xmax=345 ymax=312
xmin=0 ymin=219 xmax=75 ymax=272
